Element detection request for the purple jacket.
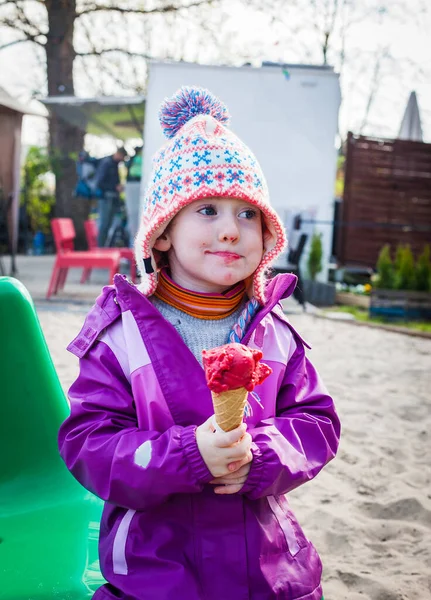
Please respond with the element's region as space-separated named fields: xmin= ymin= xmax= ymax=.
xmin=59 ymin=273 xmax=340 ymax=600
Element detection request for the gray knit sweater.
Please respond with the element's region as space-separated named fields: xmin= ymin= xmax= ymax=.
xmin=150 ymin=296 xmax=244 ymax=365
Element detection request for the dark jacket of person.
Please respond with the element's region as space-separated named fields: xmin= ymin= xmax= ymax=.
xmin=95 ymin=156 xmax=120 ymax=194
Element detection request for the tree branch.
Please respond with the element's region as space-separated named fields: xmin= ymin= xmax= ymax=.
xmin=15 ymin=1 xmax=45 ymax=36
xmin=0 ymin=0 xmax=24 ymax=6
xmin=76 ymin=48 xmax=153 ymax=58
xmin=0 ymin=0 xmax=43 ymax=4
xmin=90 ymin=56 xmax=137 ymax=95
xmin=0 ymin=0 xmax=47 ymax=42
xmin=359 ymin=47 xmax=388 ymax=134
xmin=0 ymin=19 xmax=46 ymax=47
xmin=76 ymin=0 xmax=216 ymax=18
xmin=0 ymin=37 xmax=35 ymax=51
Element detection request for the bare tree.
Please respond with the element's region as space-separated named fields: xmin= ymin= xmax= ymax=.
xmin=0 ymin=0 xmax=216 ymax=233
xmin=235 ymin=0 xmax=430 ymax=140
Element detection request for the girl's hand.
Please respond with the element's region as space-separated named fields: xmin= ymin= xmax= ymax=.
xmin=210 ymin=462 xmax=252 ymax=494
xmin=196 ymin=416 xmax=252 ymax=478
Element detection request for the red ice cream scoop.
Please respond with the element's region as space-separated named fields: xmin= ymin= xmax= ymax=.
xmin=202 ymin=342 xmax=272 ymax=394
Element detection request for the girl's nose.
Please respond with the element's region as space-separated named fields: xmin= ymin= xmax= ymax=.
xmin=219 ymin=219 xmax=240 ymax=243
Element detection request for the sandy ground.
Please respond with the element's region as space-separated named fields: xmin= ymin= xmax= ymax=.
xmin=8 ymin=256 xmax=431 ymax=599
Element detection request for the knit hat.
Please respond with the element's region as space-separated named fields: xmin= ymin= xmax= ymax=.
xmin=135 ymin=86 xmax=287 ymax=305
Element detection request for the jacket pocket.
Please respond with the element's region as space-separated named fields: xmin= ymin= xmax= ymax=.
xmin=112 ymin=508 xmax=136 ymax=575
xmin=267 ymin=496 xmax=306 ymax=557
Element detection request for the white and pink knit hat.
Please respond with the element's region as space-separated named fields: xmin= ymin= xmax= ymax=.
xmin=135 ymin=86 xmax=287 ymax=305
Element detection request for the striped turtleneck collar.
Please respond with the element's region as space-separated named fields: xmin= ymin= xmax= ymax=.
xmin=153 ymin=269 xmax=246 ymax=320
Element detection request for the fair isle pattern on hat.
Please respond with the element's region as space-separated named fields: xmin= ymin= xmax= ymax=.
xmin=135 ymin=86 xmax=287 ymax=305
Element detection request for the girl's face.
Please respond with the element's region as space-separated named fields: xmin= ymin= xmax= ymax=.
xmin=154 ymin=197 xmax=264 ymax=293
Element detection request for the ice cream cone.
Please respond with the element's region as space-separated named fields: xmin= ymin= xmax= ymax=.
xmin=211 ymin=387 xmax=248 ymax=432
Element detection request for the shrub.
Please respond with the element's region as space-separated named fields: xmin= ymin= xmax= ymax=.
xmin=375 ymin=243 xmax=431 ymax=292
xmin=375 ymin=244 xmax=395 ymax=289
xmin=394 ymin=245 xmax=416 ymax=290
xmin=21 ymin=146 xmax=55 ymax=234
xmin=307 ymin=233 xmax=323 ymax=281
xmin=415 ymin=244 xmax=431 ymax=292
xmin=394 ymin=243 xmax=404 ymax=273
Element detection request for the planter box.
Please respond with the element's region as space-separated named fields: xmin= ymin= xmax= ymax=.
xmin=336 ymin=292 xmax=370 ymax=309
xmin=303 ymin=280 xmax=336 ymax=306
xmin=370 ymin=289 xmax=431 ymax=321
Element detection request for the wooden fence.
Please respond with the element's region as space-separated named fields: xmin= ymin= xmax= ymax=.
xmin=338 ymin=132 xmax=431 ymax=267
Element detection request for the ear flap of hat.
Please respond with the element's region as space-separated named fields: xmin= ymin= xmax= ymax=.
xmin=134 ymin=222 xmax=157 ymax=296
xmin=134 ymin=216 xmax=178 ymax=295
xmin=251 ymin=206 xmax=287 ymax=305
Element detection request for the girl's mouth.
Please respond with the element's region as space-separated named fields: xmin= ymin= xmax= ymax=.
xmin=209 ymin=251 xmax=242 ymax=263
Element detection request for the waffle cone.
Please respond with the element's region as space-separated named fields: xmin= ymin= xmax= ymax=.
xmin=211 ymin=387 xmax=248 ymax=432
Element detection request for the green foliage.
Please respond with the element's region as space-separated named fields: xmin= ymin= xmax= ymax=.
xmin=325 ymin=305 xmax=431 ymax=333
xmin=335 ymin=155 xmax=345 ymax=198
xmin=415 ymin=244 xmax=431 ymax=292
xmin=394 ymin=244 xmax=404 ymax=273
xmin=307 ymin=233 xmax=323 ymax=281
xmin=375 ymin=244 xmax=395 ymax=289
xmin=394 ymin=245 xmax=416 ymax=290
xmin=21 ymin=146 xmax=55 ymax=234
xmin=376 ymin=243 xmax=431 ymax=292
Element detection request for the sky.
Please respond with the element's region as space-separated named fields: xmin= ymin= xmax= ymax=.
xmin=0 ymin=0 xmax=430 ymax=149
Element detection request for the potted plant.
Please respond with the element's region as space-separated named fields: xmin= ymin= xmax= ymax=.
xmin=21 ymin=147 xmax=55 ymax=254
xmin=374 ymin=244 xmax=395 ymax=290
xmin=307 ymin=233 xmax=323 ymax=281
xmin=370 ymin=244 xmax=431 ymax=320
xmin=303 ymin=233 xmax=336 ymax=306
xmin=416 ymin=245 xmax=431 ymax=292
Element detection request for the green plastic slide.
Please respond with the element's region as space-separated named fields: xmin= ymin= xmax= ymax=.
xmin=0 ymin=277 xmax=105 ymax=599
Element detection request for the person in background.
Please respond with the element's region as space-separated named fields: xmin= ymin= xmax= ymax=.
xmin=287 ymin=214 xmax=307 ymax=310
xmin=125 ymin=145 xmax=143 ymax=245
xmin=95 ymin=147 xmax=128 ymax=247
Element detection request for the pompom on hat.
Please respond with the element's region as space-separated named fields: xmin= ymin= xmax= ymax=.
xmin=135 ymin=86 xmax=287 ymax=305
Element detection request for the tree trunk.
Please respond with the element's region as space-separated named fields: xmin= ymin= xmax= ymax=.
xmin=45 ymin=0 xmax=87 ymax=248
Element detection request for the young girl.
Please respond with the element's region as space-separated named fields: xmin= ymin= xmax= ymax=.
xmin=59 ymin=87 xmax=340 ymax=600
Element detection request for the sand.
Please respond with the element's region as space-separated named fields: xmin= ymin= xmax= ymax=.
xmin=37 ymin=301 xmax=431 ymax=600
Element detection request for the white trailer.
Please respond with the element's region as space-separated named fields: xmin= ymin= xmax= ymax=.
xmin=142 ymin=61 xmax=341 ymax=280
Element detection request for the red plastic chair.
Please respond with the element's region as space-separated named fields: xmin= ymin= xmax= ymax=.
xmin=46 ymin=218 xmax=121 ymax=299
xmin=81 ymin=219 xmax=137 ymax=283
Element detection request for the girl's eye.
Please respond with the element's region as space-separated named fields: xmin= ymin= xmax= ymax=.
xmin=239 ymin=208 xmax=258 ymax=219
xmin=198 ymin=205 xmax=217 ymax=216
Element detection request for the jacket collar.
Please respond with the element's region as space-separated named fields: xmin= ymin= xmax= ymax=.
xmin=67 ymin=273 xmax=299 ymax=360
xmin=113 ymin=272 xmax=298 ymax=312
xmin=111 ymin=272 xmax=300 ymax=351
xmin=242 ymin=273 xmax=298 ymax=345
